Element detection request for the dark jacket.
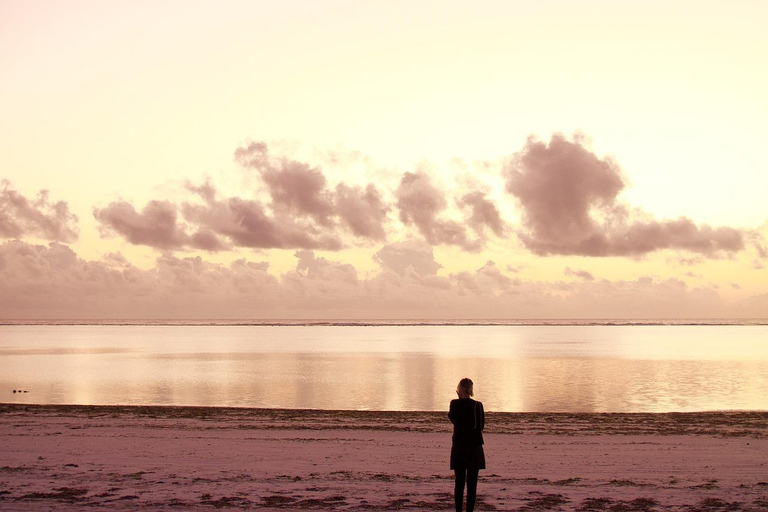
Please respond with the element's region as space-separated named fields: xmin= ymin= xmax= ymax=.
xmin=448 ymin=398 xmax=486 ymax=469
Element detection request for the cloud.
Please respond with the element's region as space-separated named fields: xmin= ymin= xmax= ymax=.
xmin=0 ymin=241 xmax=135 ymax=311
xmin=457 ymin=191 xmax=506 ymax=237
xmin=334 ymin=184 xmax=389 ymax=241
xmin=93 ymin=137 xmax=754 ymax=259
xmin=0 ymin=181 xmax=78 ymax=242
xmin=95 ymin=143 xmax=391 ymax=251
xmin=103 ymin=251 xmax=130 ymax=267
xmin=153 ymin=252 xmax=276 ymax=295
xmin=545 ymin=276 xmax=724 ymax=319
xmin=564 ymin=267 xmax=595 ymax=281
xmin=93 ymin=200 xmax=185 ymax=249
xmin=0 ymin=240 xmax=278 ymax=317
xmin=93 ymin=200 xmax=227 ymax=251
xmin=668 ymin=256 xmax=704 ymax=267
xmin=372 ymin=239 xmax=441 ymax=277
xmin=395 ymin=171 xmax=480 ymax=250
xmin=293 ymin=250 xmax=358 ymax=283
xmin=747 ymin=230 xmax=767 ymax=260
xmin=744 ymin=292 xmax=768 ymax=316
xmin=235 ymin=141 xmax=389 ymax=239
xmin=257 ymin=160 xmax=335 ymax=225
xmin=95 ymin=182 xmax=344 ymax=252
xmin=233 ymin=141 xmax=271 ymax=170
xmin=504 ymin=134 xmax=745 ymax=257
xmin=0 ymin=239 xmax=750 ymax=319
xmin=182 ymin=187 xmax=343 ymax=250
xmin=452 ymin=260 xmax=516 ymax=295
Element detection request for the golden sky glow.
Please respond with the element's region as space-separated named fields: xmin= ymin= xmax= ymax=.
xmin=1 ymin=0 xmax=766 ymax=319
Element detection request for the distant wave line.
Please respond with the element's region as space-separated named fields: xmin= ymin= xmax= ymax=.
xmin=2 ymin=319 xmax=767 ymax=327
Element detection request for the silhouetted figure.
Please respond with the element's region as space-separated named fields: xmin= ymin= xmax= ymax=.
xmin=449 ymin=378 xmax=485 ymax=512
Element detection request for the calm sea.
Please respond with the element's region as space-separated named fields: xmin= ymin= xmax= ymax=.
xmin=1 ymin=323 xmax=767 ymax=412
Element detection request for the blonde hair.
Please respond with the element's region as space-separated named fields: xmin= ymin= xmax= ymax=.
xmin=458 ymin=378 xmax=474 ymax=397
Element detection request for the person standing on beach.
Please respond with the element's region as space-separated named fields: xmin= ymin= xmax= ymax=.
xmin=449 ymin=378 xmax=485 ymax=512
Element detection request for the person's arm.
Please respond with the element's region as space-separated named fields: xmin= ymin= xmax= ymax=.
xmin=478 ymin=401 xmax=485 ymax=432
xmin=448 ymin=399 xmax=456 ymax=424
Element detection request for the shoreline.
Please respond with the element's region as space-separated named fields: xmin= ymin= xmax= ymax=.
xmin=2 ymin=403 xmax=768 ymax=436
xmin=2 ymin=405 xmax=768 ymax=510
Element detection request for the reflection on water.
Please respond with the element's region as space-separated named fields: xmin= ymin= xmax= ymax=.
xmin=1 ymin=325 xmax=767 ymax=412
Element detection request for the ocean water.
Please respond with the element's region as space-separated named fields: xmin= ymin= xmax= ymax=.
xmin=1 ymin=323 xmax=767 ymax=412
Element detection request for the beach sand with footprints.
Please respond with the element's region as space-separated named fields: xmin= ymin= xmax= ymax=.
xmin=1 ymin=405 xmax=767 ymax=511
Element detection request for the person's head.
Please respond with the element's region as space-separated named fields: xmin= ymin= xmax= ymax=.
xmin=457 ymin=378 xmax=474 ymax=398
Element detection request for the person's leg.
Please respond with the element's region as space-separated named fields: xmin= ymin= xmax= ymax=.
xmin=466 ymin=468 xmax=479 ymax=512
xmin=454 ymin=468 xmax=466 ymax=512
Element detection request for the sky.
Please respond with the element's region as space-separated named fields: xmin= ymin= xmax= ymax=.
xmin=1 ymin=0 xmax=767 ymax=319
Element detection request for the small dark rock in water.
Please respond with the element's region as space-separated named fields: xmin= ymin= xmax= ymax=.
xmin=23 ymin=390 xmax=28 ymax=393
xmin=12 ymin=390 xmax=16 ymax=393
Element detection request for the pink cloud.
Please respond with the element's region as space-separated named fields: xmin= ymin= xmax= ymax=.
xmin=0 ymin=181 xmax=78 ymax=242
xmin=0 ymin=240 xmax=279 ymax=318
xmin=564 ymin=267 xmax=595 ymax=281
xmin=452 ymin=261 xmax=516 ymax=295
xmin=372 ymin=240 xmax=442 ymax=277
xmin=457 ymin=191 xmax=506 ymax=238
xmin=93 ymin=200 xmax=186 ymax=249
xmin=395 ymin=171 xmax=477 ymax=250
xmin=504 ymin=134 xmax=745 ymax=257
xmin=239 ymin=147 xmax=503 ymax=250
xmin=91 ymin=137 xmax=753 ymax=259
xmin=189 ymin=228 xmax=231 ymax=252
xmin=93 ymin=200 xmax=226 ymax=251
xmin=294 ymin=250 xmax=358 ymax=283
xmin=102 ymin=251 xmax=130 ymax=267
xmin=0 ymin=240 xmax=752 ymax=319
xmin=95 ymin=143 xmax=391 ymax=251
xmin=235 ymin=141 xmax=389 ymax=238
xmin=259 ymin=160 xmax=335 ymax=225
xmin=182 ymin=189 xmax=342 ymax=250
xmin=233 ymin=141 xmax=270 ymax=170
xmin=0 ymin=241 xmax=132 ymax=311
xmin=334 ymin=184 xmax=389 ymax=241
xmin=747 ymin=231 xmax=767 ymax=260
xmin=668 ymin=256 xmax=704 ymax=267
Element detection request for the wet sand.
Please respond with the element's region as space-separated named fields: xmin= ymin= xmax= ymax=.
xmin=1 ymin=405 xmax=767 ymax=511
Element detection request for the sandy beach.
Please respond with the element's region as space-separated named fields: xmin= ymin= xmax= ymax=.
xmin=1 ymin=405 xmax=767 ymax=511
